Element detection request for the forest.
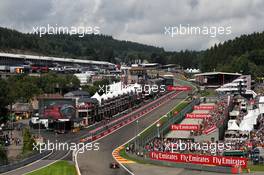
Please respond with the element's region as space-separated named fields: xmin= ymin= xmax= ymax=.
xmin=0 ymin=27 xmax=264 ymax=77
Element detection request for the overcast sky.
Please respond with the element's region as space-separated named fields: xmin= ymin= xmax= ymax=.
xmin=0 ymin=0 xmax=263 ymax=51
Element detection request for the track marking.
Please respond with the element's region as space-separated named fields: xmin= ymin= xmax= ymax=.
xmin=0 ymin=151 xmax=53 ymax=175
xmin=112 ymin=146 xmax=135 ymax=164
xmin=21 ymin=151 xmax=72 ymax=175
xmin=113 ymin=91 xmax=189 ymax=175
xmin=75 ymin=92 xmax=182 ymax=175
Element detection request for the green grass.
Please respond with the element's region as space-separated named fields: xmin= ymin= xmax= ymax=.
xmin=247 ymin=164 xmax=264 ymax=172
xmin=27 ymin=161 xmax=77 ymax=175
xmin=119 ymin=101 xmax=190 ymax=164
xmin=139 ymin=101 xmax=189 ymax=139
xmin=120 ymin=79 xmax=197 ymax=164
xmin=120 ymin=100 xmax=191 ymax=163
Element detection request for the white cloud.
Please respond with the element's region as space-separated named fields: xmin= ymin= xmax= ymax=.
xmin=0 ymin=0 xmax=263 ymax=51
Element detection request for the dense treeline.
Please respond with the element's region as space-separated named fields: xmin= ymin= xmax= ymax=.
xmin=0 ymin=27 xmax=199 ymax=66
xmin=0 ymin=73 xmax=80 ymax=121
xmin=201 ymin=32 xmax=264 ymax=76
xmin=0 ymin=27 xmax=163 ymax=63
xmin=0 ymin=72 xmax=118 ymax=121
xmin=0 ymin=27 xmax=264 ymax=76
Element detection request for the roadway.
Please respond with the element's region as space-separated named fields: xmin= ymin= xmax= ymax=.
xmin=77 ymin=90 xmax=189 ymax=175
xmin=1 ymin=90 xmax=183 ymax=175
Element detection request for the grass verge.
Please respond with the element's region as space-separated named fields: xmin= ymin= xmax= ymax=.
xmin=119 ymin=101 xmax=189 ymax=163
xmin=26 ymin=160 xmax=77 ymax=175
xmin=247 ymin=164 xmax=264 ymax=172
xmin=139 ymin=101 xmax=189 ymax=139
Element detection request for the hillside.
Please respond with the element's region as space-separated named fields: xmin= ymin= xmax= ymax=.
xmin=201 ymin=32 xmax=264 ymax=77
xmin=0 ymin=27 xmax=264 ymax=77
xmin=0 ymin=27 xmax=163 ymax=63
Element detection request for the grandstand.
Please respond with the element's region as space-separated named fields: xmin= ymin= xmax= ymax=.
xmin=195 ymin=72 xmax=241 ymax=88
xmin=0 ymin=52 xmax=115 ymax=71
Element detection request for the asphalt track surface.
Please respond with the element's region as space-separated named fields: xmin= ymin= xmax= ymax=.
xmin=1 ymin=90 xmax=184 ymax=175
xmin=77 ymin=91 xmax=189 ymax=175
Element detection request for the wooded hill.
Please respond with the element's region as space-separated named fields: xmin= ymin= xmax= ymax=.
xmin=0 ymin=27 xmax=264 ymax=77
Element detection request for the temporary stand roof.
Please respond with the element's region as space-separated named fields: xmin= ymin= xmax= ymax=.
xmin=239 ymin=122 xmax=252 ymax=131
xmin=228 ymin=121 xmax=240 ymax=131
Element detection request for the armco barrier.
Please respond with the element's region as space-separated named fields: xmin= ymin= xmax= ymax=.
xmin=85 ymin=97 xmax=158 ymax=133
xmin=80 ymin=91 xmax=177 ymax=143
xmin=127 ymin=152 xmax=233 ymax=174
xmin=85 ymin=108 xmax=133 ymax=132
xmin=0 ymin=150 xmax=51 ymax=173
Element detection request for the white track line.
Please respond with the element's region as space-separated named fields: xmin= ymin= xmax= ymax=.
xmin=1 ymin=151 xmax=54 ymax=175
xmin=22 ymin=150 xmax=72 ymax=175
xmin=112 ymin=92 xmax=188 ymax=175
xmin=75 ymin=92 xmax=181 ymax=175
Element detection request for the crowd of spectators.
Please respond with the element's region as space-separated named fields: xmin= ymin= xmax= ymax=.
xmin=127 ymin=94 xmax=264 ymax=162
xmin=251 ymin=114 xmax=264 ymax=147
xmin=203 ymin=101 xmax=228 ymax=130
xmin=0 ymin=131 xmax=21 ymax=147
xmin=191 ymin=99 xmax=230 ymax=136
xmin=135 ymin=115 xmax=264 ymax=158
xmin=0 ymin=122 xmax=23 ymax=147
xmin=125 ymin=137 xmax=255 ymax=158
xmin=142 ymin=137 xmax=233 ymax=156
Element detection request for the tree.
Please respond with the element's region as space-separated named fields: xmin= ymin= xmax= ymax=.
xmin=22 ymin=128 xmax=35 ymax=154
xmin=0 ymin=27 xmax=163 ymax=63
xmin=0 ymin=145 xmax=8 ymax=165
xmin=16 ymin=76 xmax=41 ymax=102
xmin=0 ymin=79 xmax=9 ymax=120
xmin=38 ymin=73 xmax=59 ymax=93
xmin=82 ymin=85 xmax=98 ymax=96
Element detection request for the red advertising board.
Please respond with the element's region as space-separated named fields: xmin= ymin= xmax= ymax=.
xmin=149 ymin=151 xmax=247 ymax=168
xmin=193 ymin=105 xmax=215 ymax=110
xmin=170 ymin=124 xmax=200 ymax=131
xmin=186 ymin=113 xmax=211 ymax=119
xmin=203 ymin=125 xmax=217 ymax=134
xmin=167 ymin=85 xmax=191 ymax=91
